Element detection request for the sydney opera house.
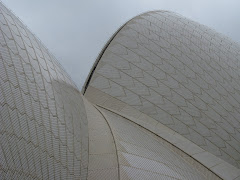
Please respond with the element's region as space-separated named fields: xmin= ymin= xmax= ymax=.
xmin=1 ymin=2 xmax=240 ymax=180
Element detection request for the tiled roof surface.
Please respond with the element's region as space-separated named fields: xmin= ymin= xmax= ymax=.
xmin=86 ymin=11 xmax=240 ymax=170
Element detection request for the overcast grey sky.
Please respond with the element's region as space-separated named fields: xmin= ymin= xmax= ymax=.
xmin=1 ymin=0 xmax=240 ymax=88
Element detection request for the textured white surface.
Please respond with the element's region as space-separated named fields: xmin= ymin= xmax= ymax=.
xmin=98 ymin=107 xmax=220 ymax=180
xmin=0 ymin=3 xmax=88 ymax=179
xmin=86 ymin=11 xmax=240 ymax=168
xmin=0 ymin=1 xmax=240 ymax=179
xmin=84 ymin=98 xmax=118 ymax=180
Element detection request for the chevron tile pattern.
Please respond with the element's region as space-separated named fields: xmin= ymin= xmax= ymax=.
xmin=1 ymin=1 xmax=240 ymax=179
xmin=87 ymin=11 xmax=240 ymax=168
xmin=0 ymin=3 xmax=88 ymax=179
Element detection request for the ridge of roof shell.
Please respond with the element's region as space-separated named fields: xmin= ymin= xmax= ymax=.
xmin=82 ymin=10 xmax=172 ymax=94
xmin=82 ymin=10 xmax=238 ymax=94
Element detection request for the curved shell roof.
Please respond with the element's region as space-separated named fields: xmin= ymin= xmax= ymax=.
xmin=0 ymin=3 xmax=88 ymax=179
xmin=1 ymin=2 xmax=240 ymax=179
xmin=84 ymin=10 xmax=240 ymax=169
